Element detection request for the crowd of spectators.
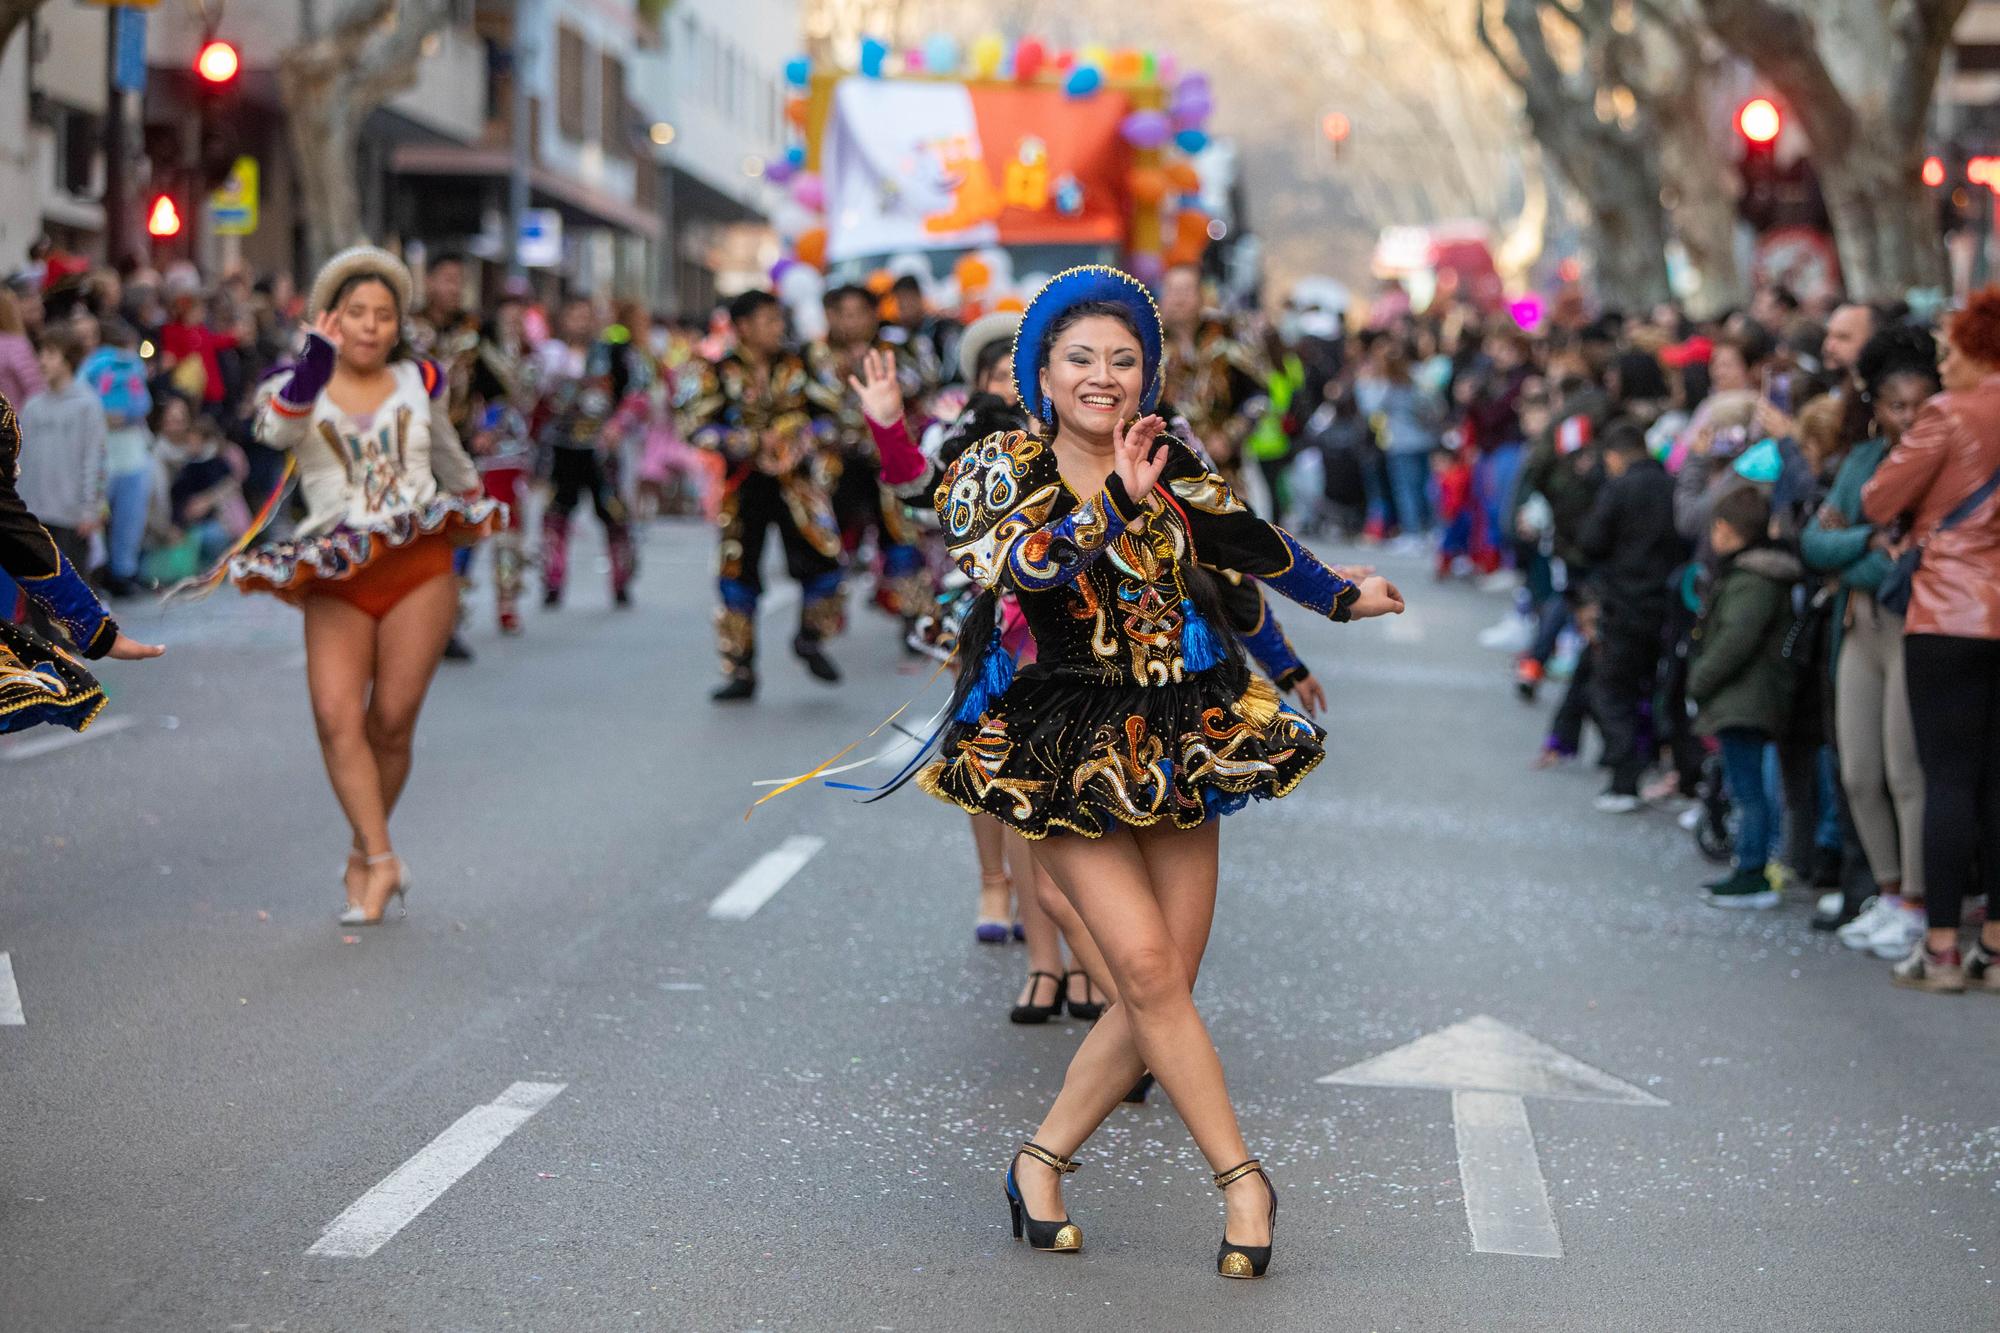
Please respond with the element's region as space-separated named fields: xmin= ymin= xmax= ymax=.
xmin=1270 ymin=278 xmax=1998 ymax=994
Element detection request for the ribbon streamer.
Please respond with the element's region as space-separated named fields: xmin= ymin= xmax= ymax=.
xmin=743 ymin=656 xmax=955 ymax=819
xmin=160 ymin=456 xmax=298 ymax=603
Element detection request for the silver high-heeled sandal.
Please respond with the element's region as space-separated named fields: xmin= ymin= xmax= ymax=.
xmin=337 ymin=854 xmax=410 ymax=926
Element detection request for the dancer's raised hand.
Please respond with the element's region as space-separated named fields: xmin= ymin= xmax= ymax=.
xmin=846 ymin=348 xmax=905 ymax=427
xmin=1112 ymin=414 xmax=1169 ymax=500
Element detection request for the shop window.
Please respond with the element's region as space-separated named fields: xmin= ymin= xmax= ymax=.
xmin=601 ymin=52 xmax=627 ymax=157
xmin=557 ymin=24 xmax=587 ymax=141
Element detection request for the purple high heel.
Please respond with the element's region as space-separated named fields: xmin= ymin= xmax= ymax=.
xmin=975 ymin=918 xmax=1011 ymax=944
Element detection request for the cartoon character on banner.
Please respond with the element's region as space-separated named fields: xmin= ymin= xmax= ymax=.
xmin=923 ymin=135 xmax=1003 ymax=234
xmin=1004 ymin=137 xmax=1050 ymax=210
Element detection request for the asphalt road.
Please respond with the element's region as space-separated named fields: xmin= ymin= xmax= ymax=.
xmin=3 ymin=517 xmax=1995 ymax=1332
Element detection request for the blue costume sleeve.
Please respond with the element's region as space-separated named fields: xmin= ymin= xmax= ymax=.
xmin=1160 ymin=444 xmax=1359 ymax=621
xmin=19 ymin=550 xmax=117 ymax=659
xmin=937 ymin=430 xmax=1141 ymax=593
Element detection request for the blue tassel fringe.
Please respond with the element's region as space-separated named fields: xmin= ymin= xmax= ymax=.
xmin=1180 ymin=598 xmax=1225 ymax=671
xmin=954 ymin=638 xmax=1016 ymax=724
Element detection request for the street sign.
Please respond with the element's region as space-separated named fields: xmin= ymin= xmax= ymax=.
xmin=1320 ymin=1015 xmax=1666 ymax=1259
xmin=112 ymin=8 xmax=148 ymax=94
xmin=518 ymin=208 xmax=563 ymax=268
xmin=207 ymin=156 xmax=259 ymax=237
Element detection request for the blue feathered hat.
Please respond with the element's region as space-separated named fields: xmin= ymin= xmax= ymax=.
xmin=1013 ymin=265 xmax=1164 ymax=426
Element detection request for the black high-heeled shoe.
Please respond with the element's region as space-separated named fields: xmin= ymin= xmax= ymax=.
xmin=1122 ymin=1072 xmax=1155 ymax=1104
xmin=1004 ymin=1141 xmax=1081 ymax=1253
xmin=1214 ymin=1158 xmax=1277 ymax=1279
xmin=1009 ymin=971 xmax=1064 ymax=1024
xmin=1063 ymin=970 xmax=1106 ymax=1021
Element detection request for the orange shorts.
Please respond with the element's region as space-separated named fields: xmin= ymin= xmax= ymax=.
xmin=307 ymin=531 xmax=455 ymax=619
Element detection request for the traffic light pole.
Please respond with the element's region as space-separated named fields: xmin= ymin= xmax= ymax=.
xmin=101 ymin=6 xmax=136 ymax=272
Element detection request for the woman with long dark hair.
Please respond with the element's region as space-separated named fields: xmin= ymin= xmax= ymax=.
xmin=919 ymin=268 xmax=1402 ymax=1276
xmin=1863 ymin=293 xmax=2000 ymax=992
xmin=232 ymin=247 xmax=502 ymax=925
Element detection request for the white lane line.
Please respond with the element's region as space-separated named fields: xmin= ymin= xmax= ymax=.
xmin=707 ymin=835 xmax=824 ymax=921
xmin=306 ymin=1081 xmax=566 ymax=1259
xmin=0 ymin=953 xmax=23 ymax=1026
xmin=2 ymin=714 xmax=136 ymax=762
xmin=1452 ymin=1090 xmax=1563 ymax=1258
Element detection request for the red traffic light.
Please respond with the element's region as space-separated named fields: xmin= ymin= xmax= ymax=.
xmin=1737 ymin=98 xmax=1780 ymax=145
xmin=1923 ymin=156 xmax=1946 ymax=188
xmin=1320 ymin=112 xmax=1351 ymax=143
xmin=196 ymin=40 xmax=239 ymax=85
xmin=146 ymin=194 xmax=182 ymax=238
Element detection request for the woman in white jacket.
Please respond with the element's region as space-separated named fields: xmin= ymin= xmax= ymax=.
xmin=232 ymin=247 xmax=502 ymax=925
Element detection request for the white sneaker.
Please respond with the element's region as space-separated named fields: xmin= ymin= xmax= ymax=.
xmin=1677 ymin=805 xmax=1704 ymax=832
xmin=1837 ymin=896 xmax=1889 ymax=950
xmin=1594 ymin=792 xmax=1642 ymax=814
xmin=1866 ymin=902 xmax=1927 ymax=961
xmin=1477 ymin=615 xmax=1533 ymax=653
xmin=1815 ymin=891 xmax=1844 ymax=919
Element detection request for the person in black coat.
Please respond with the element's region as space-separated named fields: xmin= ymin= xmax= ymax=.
xmin=1578 ymin=421 xmax=1691 ymax=809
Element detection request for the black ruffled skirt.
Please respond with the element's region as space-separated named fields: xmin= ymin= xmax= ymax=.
xmin=918 ymin=662 xmax=1324 ymax=839
xmin=0 ymin=617 xmax=105 ymax=735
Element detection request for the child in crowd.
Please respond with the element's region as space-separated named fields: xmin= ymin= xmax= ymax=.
xmin=79 ymin=318 xmax=154 ymax=595
xmin=16 ymin=325 xmax=107 ymax=575
xmin=1432 ymin=442 xmax=1474 ymax=578
xmin=1688 ymin=486 xmax=1802 ymax=908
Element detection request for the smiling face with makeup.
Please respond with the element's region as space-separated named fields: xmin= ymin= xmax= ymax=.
xmin=1040 ymin=309 xmax=1146 ymax=446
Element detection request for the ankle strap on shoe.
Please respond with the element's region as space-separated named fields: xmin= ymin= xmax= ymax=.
xmin=1213 ymin=1158 xmax=1263 ymax=1189
xmin=1020 ymin=1141 xmax=1079 ymax=1174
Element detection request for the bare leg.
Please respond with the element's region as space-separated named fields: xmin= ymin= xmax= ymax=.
xmin=1034 ymin=859 xmax=1117 ymax=1008
xmin=365 ymin=573 xmax=459 ymax=820
xmin=1015 ymin=823 xmax=1264 ymax=1243
xmin=970 ymin=814 xmax=1011 ymax=928
xmin=1006 ymin=830 xmax=1067 ymax=1007
xmin=303 ymin=596 xmax=387 ymax=905
xmin=356 ymin=572 xmax=457 ymax=912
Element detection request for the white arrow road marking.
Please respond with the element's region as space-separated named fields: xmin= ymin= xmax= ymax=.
xmin=1452 ymin=1090 xmax=1561 ymax=1257
xmin=1321 ymin=1015 xmax=1665 ymax=1258
xmin=0 ymin=953 xmax=23 ymax=1026
xmin=2 ymin=714 xmax=136 ymax=762
xmin=307 ymin=1081 xmax=566 ymax=1259
xmin=708 ymin=835 xmax=824 ymax=921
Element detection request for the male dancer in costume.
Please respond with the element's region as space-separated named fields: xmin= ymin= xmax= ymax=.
xmin=808 ymin=284 xmax=932 ymax=649
xmin=1158 ymin=263 xmax=1265 ymax=500
xmin=538 ymin=296 xmax=638 ymax=608
xmin=407 ymin=253 xmax=483 ymax=659
xmin=684 ymin=289 xmax=842 ymax=702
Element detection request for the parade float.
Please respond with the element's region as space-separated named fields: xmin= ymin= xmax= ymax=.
xmin=762 ymin=34 xmax=1227 ymax=326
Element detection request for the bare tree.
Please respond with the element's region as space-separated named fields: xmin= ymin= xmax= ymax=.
xmin=1633 ymin=0 xmax=1747 ymax=315
xmin=0 ymin=0 xmax=47 ymax=61
xmin=1476 ymin=0 xmax=1675 ymax=309
xmin=278 ymin=0 xmax=457 ymax=271
xmin=1697 ymin=0 xmax=1966 ymax=300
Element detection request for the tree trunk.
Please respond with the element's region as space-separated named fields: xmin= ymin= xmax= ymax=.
xmin=1477 ymin=0 xmax=1675 ymax=310
xmin=1817 ymin=138 xmax=1945 ymax=301
xmin=282 ymin=75 xmax=360 ymax=271
xmin=278 ymin=0 xmax=456 ymax=276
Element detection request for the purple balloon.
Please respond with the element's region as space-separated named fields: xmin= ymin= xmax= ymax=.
xmin=1128 ymin=252 xmax=1165 ymax=286
xmin=771 ymin=257 xmax=799 ymax=285
xmin=1120 ymin=110 xmax=1174 ymax=150
xmin=764 ymin=158 xmax=798 ymax=185
xmin=1172 ymin=88 xmax=1213 ymax=127
xmin=1176 ymin=72 xmax=1211 ymax=98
